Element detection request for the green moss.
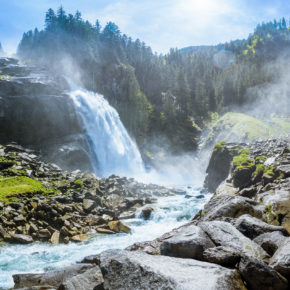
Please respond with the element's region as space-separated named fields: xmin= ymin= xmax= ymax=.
xmin=265 ymin=166 xmax=275 ymax=177
xmin=233 ymin=154 xmax=255 ymax=171
xmin=255 ymin=156 xmax=267 ymax=163
xmin=74 ymin=179 xmax=84 ymax=187
xmin=0 ymin=176 xmax=45 ymax=203
xmin=201 ymin=209 xmax=209 ymax=217
xmin=237 ymin=148 xmax=251 ymax=155
xmin=213 ymin=141 xmax=226 ymax=152
xmin=252 ymin=163 xmax=265 ymax=177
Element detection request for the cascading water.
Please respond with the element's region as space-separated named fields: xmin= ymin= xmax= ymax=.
xmin=68 ymin=84 xmax=144 ymax=177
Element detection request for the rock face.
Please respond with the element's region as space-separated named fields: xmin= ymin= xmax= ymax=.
xmin=0 ymin=57 xmax=93 ymax=172
xmin=99 ymin=249 xmax=246 ymax=290
xmin=160 ymin=224 xmax=215 ymax=260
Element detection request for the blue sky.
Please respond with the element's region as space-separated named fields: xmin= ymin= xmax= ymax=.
xmin=1 ymin=0 xmax=290 ymax=54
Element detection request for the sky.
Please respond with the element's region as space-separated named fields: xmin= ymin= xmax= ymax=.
xmin=1 ymin=0 xmax=290 ymax=54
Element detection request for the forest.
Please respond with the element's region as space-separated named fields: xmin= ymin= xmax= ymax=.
xmin=17 ymin=7 xmax=290 ymax=154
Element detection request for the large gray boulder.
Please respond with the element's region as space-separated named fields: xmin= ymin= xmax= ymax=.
xmin=199 ymin=221 xmax=269 ymax=260
xmin=58 ymin=266 xmax=104 ymax=290
xmin=254 ymin=231 xmax=288 ymax=256
xmin=160 ymin=224 xmax=215 ymax=260
xmin=270 ymin=239 xmax=290 ymax=278
xmin=234 ymin=214 xmax=287 ymax=239
xmin=239 ymin=256 xmax=288 ymax=290
xmin=203 ymin=246 xmax=241 ymax=267
xmin=199 ymin=195 xmax=265 ymax=221
xmin=13 ymin=264 xmax=94 ymax=289
xmin=99 ymin=249 xmax=246 ymax=290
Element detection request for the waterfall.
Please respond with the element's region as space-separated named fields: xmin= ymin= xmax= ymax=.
xmin=68 ymin=85 xmax=144 ymax=177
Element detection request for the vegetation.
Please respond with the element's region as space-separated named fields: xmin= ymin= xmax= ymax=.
xmin=0 ymin=176 xmax=45 ymax=203
xmin=233 ymin=154 xmax=255 ymax=171
xmin=17 ymin=8 xmax=290 ymax=152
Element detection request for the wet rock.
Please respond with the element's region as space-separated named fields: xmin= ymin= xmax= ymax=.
xmin=198 ymin=221 xmax=269 ymax=260
xmin=96 ymin=227 xmax=115 ymax=234
xmin=234 ymin=214 xmax=287 ymax=239
xmin=203 ymin=246 xmax=241 ymax=267
xmin=107 ymin=221 xmax=131 ymax=234
xmin=50 ymin=231 xmax=60 ymax=244
xmin=38 ymin=229 xmax=51 ymax=239
xmin=160 ymin=224 xmax=215 ymax=260
xmin=99 ymin=249 xmax=246 ymax=290
xmin=270 ymin=239 xmax=290 ymax=278
xmin=141 ymin=206 xmax=154 ymax=220
xmin=239 ymin=256 xmax=288 ymax=290
xmin=254 ymin=231 xmax=288 ymax=256
xmin=71 ymin=234 xmax=89 ymax=242
xmin=13 ymin=264 xmax=94 ymax=289
xmin=9 ymin=234 xmax=33 ymax=244
xmin=233 ymin=167 xmax=254 ymax=189
xmin=58 ymin=266 xmax=104 ymax=290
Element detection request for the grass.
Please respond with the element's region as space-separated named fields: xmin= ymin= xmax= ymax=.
xmin=0 ymin=176 xmax=45 ymax=203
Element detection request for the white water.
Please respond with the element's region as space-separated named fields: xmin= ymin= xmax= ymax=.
xmin=0 ymin=186 xmax=211 ymax=289
xmin=69 ymin=85 xmax=144 ymax=177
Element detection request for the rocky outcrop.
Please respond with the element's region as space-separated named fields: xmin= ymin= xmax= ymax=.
xmin=0 ymin=143 xmax=178 ymax=244
xmin=99 ymin=249 xmax=246 ymax=290
xmin=0 ymin=57 xmax=94 ymax=172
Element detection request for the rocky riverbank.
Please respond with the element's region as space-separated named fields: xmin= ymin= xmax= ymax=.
xmin=0 ymin=143 xmax=179 ymax=245
xmin=6 ymin=139 xmax=290 ymax=289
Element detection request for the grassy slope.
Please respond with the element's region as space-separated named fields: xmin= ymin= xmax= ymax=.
xmin=204 ymin=112 xmax=290 ymax=147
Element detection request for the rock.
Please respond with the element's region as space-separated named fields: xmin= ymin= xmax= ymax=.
xmin=198 ymin=221 xmax=269 ymax=260
xmin=81 ymin=254 xmax=101 ymax=265
xmin=239 ymin=256 xmax=288 ymax=290
xmin=107 ymin=221 xmax=131 ymax=234
xmin=270 ymin=239 xmax=290 ymax=278
xmin=277 ymin=165 xmax=290 ymax=177
xmin=141 ymin=206 xmax=154 ymax=220
xmin=96 ymin=228 xmax=115 ymax=234
xmin=118 ymin=210 xmax=135 ymax=219
xmin=99 ymin=249 xmax=246 ymax=290
xmin=254 ymin=231 xmax=288 ymax=256
xmin=234 ymin=214 xmax=287 ymax=239
xmin=13 ymin=264 xmax=94 ymax=288
xmin=160 ymin=224 xmax=215 ymax=260
xmin=38 ymin=229 xmax=51 ymax=239
xmin=58 ymin=266 xmax=104 ymax=290
xmin=50 ymin=231 xmax=60 ymax=244
xmin=199 ymin=195 xmax=265 ymax=221
xmin=82 ymin=199 xmax=96 ymax=213
xmin=126 ymin=239 xmax=162 ymax=255
xmin=71 ymin=234 xmax=89 ymax=242
xmin=233 ymin=167 xmax=254 ymax=189
xmin=203 ymin=246 xmax=241 ymax=267
xmin=9 ymin=234 xmax=33 ymax=244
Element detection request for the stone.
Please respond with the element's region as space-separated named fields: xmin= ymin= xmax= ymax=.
xmin=277 ymin=165 xmax=290 ymax=177
xmin=107 ymin=221 xmax=131 ymax=234
xmin=234 ymin=214 xmax=287 ymax=239
xmin=13 ymin=264 xmax=94 ymax=288
xmin=203 ymin=246 xmax=241 ymax=267
xmin=198 ymin=221 xmax=269 ymax=260
xmin=9 ymin=234 xmax=33 ymax=244
xmin=71 ymin=234 xmax=89 ymax=242
xmin=82 ymin=199 xmax=96 ymax=213
xmin=38 ymin=229 xmax=51 ymax=239
xmin=200 ymin=195 xmax=265 ymax=221
xmin=239 ymin=256 xmax=288 ymax=290
xmin=96 ymin=228 xmax=115 ymax=234
xmin=270 ymin=239 xmax=290 ymax=278
xmin=254 ymin=231 xmax=288 ymax=256
xmin=58 ymin=266 xmax=104 ymax=290
xmin=50 ymin=231 xmax=60 ymax=244
xmin=233 ymin=167 xmax=254 ymax=189
xmin=141 ymin=206 xmax=154 ymax=220
xmin=160 ymin=224 xmax=215 ymax=260
xmin=99 ymin=249 xmax=246 ymax=290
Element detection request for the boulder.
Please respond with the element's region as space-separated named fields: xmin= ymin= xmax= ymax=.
xmin=160 ymin=224 xmax=215 ymax=260
xmin=9 ymin=234 xmax=33 ymax=244
xmin=239 ymin=256 xmax=288 ymax=290
xmin=58 ymin=266 xmax=104 ymax=290
xmin=99 ymin=249 xmax=246 ymax=290
xmin=13 ymin=264 xmax=94 ymax=288
xmin=71 ymin=234 xmax=89 ymax=242
xmin=107 ymin=221 xmax=131 ymax=234
xmin=50 ymin=231 xmax=60 ymax=244
xmin=198 ymin=221 xmax=269 ymax=260
xmin=233 ymin=167 xmax=254 ymax=189
xmin=254 ymin=232 xmax=288 ymax=256
xmin=82 ymin=199 xmax=96 ymax=213
xmin=200 ymin=195 xmax=265 ymax=221
xmin=234 ymin=214 xmax=287 ymax=239
xmin=203 ymin=246 xmax=241 ymax=267
xmin=270 ymin=239 xmax=290 ymax=278
xmin=141 ymin=206 xmax=154 ymax=220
